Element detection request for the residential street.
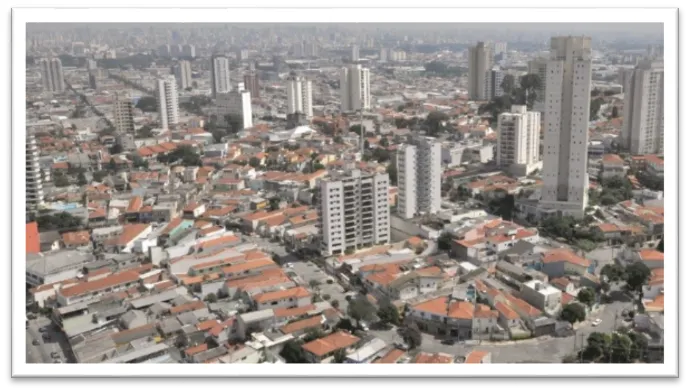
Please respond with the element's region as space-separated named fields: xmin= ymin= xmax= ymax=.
xmin=369 ymin=297 xmax=633 ymax=363
xmin=25 ymin=315 xmax=71 ymax=364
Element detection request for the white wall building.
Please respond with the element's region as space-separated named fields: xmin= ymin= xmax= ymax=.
xmin=39 ymin=57 xmax=65 ymax=93
xmin=484 ymin=66 xmax=506 ymax=100
xmin=215 ymin=83 xmax=253 ymax=130
xmin=319 ymin=169 xmax=390 ymax=256
xmin=211 ymin=55 xmax=231 ymax=98
xmin=351 ymin=44 xmax=360 ymax=62
xmin=539 ymin=36 xmax=593 ymax=219
xmin=497 ymin=105 xmax=542 ymax=176
xmin=621 ymin=59 xmax=664 ymax=155
xmin=286 ymin=76 xmax=313 ymax=119
xmin=112 ymin=92 xmax=135 ymax=135
xmin=340 ymin=64 xmax=371 ymax=112
xmin=397 ymin=137 xmax=442 ymax=219
xmin=26 ymin=132 xmax=44 ymax=216
xmin=468 ymin=42 xmax=492 ymax=101
xmin=156 ymin=76 xmax=180 ymax=130
xmin=174 ymin=60 xmax=193 ymax=90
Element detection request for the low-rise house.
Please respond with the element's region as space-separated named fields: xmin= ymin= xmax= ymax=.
xmin=236 ymin=308 xmax=276 ymax=339
xmin=279 ymin=314 xmax=326 ymax=337
xmin=538 ymin=249 xmax=594 ymax=278
xmin=301 ymin=331 xmax=361 ymax=363
xmin=619 ymin=248 xmax=664 ymax=270
xmin=371 ymin=348 xmax=406 ymax=364
xmin=344 ymin=338 xmax=388 ymax=363
xmin=518 ymin=280 xmax=562 ymax=317
xmin=600 ymin=154 xmax=626 ymax=179
xmin=412 ymin=352 xmax=455 ymax=364
xmin=56 ymin=269 xmax=141 ymax=306
xmin=407 ymin=296 xmax=474 ymax=339
xmin=61 ymin=230 xmax=92 ymax=249
xmin=643 ymin=268 xmax=664 ymax=300
xmin=252 ymin=286 xmax=311 ymax=311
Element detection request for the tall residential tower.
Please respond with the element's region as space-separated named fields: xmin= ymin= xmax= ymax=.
xmin=468 ymin=42 xmax=492 ymax=101
xmin=340 ymin=64 xmax=371 ymax=113
xmin=621 ymin=59 xmax=664 ymax=155
xmin=156 ymin=76 xmax=180 ymax=130
xmin=397 ymin=136 xmax=442 ymax=219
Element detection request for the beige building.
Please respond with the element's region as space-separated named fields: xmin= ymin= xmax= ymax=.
xmin=468 ymin=42 xmax=492 ymax=101
xmin=497 ymin=105 xmax=542 ymax=176
xmin=621 ymin=59 xmax=664 ymax=155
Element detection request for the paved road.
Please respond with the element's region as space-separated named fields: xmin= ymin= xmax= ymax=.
xmin=25 ymin=315 xmax=70 ymax=364
xmin=369 ymin=298 xmax=633 ymax=363
xmin=288 ymin=260 xmax=350 ymax=312
xmin=587 ymin=245 xmax=626 ymax=274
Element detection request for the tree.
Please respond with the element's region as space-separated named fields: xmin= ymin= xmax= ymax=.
xmin=590 ymin=97 xmax=605 ymax=121
xmin=308 ymin=279 xmax=321 ymax=292
xmin=500 ymin=74 xmax=515 ymax=95
xmin=377 ymin=301 xmax=401 ymax=326
xmin=249 ymin=157 xmax=261 ymax=168
xmin=211 ymin=129 xmax=225 ymax=144
xmin=77 ymin=172 xmax=87 ymax=186
xmin=313 ymin=163 xmax=325 ymax=171
xmin=110 ymin=144 xmax=123 ymax=154
xmin=330 ymin=300 xmax=340 ymax=309
xmin=135 ymin=96 xmax=158 ymax=112
xmin=36 ymin=212 xmax=84 ymax=231
xmin=437 ymin=232 xmax=454 ymax=251
xmin=425 ymin=111 xmax=449 ymax=136
xmin=303 ymin=327 xmax=326 ymax=343
xmin=335 ymin=318 xmax=357 ymax=334
xmin=609 ymin=333 xmax=633 ymax=363
xmin=279 ymin=340 xmax=308 ymax=363
xmin=625 ymin=262 xmax=651 ymax=300
xmin=380 ymin=137 xmax=390 ymax=148
xmin=132 ymin=155 xmax=149 ymax=169
xmin=136 ymin=125 xmax=154 ymax=139
xmin=656 ymin=238 xmax=663 ymax=252
xmin=627 ymin=331 xmax=649 ymax=362
xmin=333 ymin=135 xmax=344 ymax=144
xmin=364 ymin=140 xmax=371 ymax=150
xmin=601 ymin=264 xmax=626 ymax=284
xmin=519 ymin=73 xmax=542 ymax=109
xmin=269 ymin=197 xmax=281 ymax=211
xmin=577 ymin=287 xmax=596 ymax=308
xmin=386 ymin=163 xmax=398 ymax=186
xmin=54 ymin=174 xmax=70 ymax=187
xmin=204 ymin=293 xmax=218 ymax=303
xmin=400 ymin=320 xmax=422 ymax=349
xmin=92 ymin=170 xmax=108 ymax=182
xmin=332 ymin=349 xmax=348 ymax=363
xmin=582 ymin=332 xmax=611 ymax=362
xmin=559 ymin=303 xmax=586 ymax=324
xmin=347 ymin=296 xmax=377 ymax=323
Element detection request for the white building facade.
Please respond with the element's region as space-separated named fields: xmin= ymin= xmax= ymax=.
xmin=539 ymin=36 xmax=593 ymax=219
xmin=175 ymin=60 xmax=193 ymax=90
xmin=497 ymin=105 xmax=542 ymax=176
xmin=340 ymin=64 xmax=371 ymax=113
xmin=396 ymin=137 xmax=442 ymax=219
xmin=621 ymin=59 xmax=664 ymax=155
xmin=287 ymin=76 xmax=313 ymax=119
xmin=156 ymin=76 xmax=180 ymax=130
xmin=484 ymin=66 xmax=506 ymax=100
xmin=319 ymin=170 xmax=390 ymax=256
xmin=211 ymin=55 xmax=231 ymax=98
xmin=40 ymin=57 xmax=65 ymax=93
xmin=26 ymin=132 xmax=44 ymax=216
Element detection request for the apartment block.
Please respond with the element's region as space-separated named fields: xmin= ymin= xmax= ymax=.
xmin=287 ymin=76 xmax=313 ymax=119
xmin=397 ymin=137 xmax=442 ymax=219
xmin=156 ymin=76 xmax=179 ymax=130
xmin=497 ymin=105 xmax=542 ymax=176
xmin=340 ymin=64 xmax=371 ymax=112
xmin=468 ymin=42 xmax=492 ymax=101
xmin=621 ymin=60 xmax=664 ymax=155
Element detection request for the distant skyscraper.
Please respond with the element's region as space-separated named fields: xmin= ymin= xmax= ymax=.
xmin=339 ymin=64 xmax=371 ymax=113
xmin=397 ymin=136 xmax=442 ymax=219
xmin=621 ymin=59 xmax=664 ymax=155
xmin=484 ymin=66 xmax=506 ymax=100
xmin=156 ymin=76 xmax=179 ymax=130
xmin=26 ymin=131 xmax=44 ymax=217
xmin=237 ymin=49 xmax=249 ymax=61
xmin=175 ymin=60 xmax=193 ymax=90
xmin=468 ymin=42 xmax=492 ymax=100
xmin=539 ymin=36 xmax=593 ymax=219
xmin=39 ymin=58 xmax=65 ymax=93
xmin=379 ymin=47 xmax=388 ymax=63
xmin=211 ymin=55 xmax=231 ymax=98
xmin=72 ymin=41 xmax=86 ymax=57
xmin=182 ymin=44 xmax=196 ymax=58
xmin=497 ymin=105 xmax=541 ymax=176
xmin=215 ymin=83 xmax=253 ymax=130
xmin=113 ymin=92 xmax=135 ymax=135
xmin=351 ymin=44 xmax=359 ymax=62
xmin=287 ymin=76 xmax=313 ymax=119
xmin=494 ymin=42 xmax=507 ymax=56
xmin=243 ymin=68 xmax=260 ymax=100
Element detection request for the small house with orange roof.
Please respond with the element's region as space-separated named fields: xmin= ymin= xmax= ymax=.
xmin=600 ymin=153 xmax=626 ymax=179
xmin=538 ymin=249 xmax=594 ymax=278
xmin=301 ymin=331 xmax=361 ymax=363
xmin=407 ymin=296 xmax=475 ymax=339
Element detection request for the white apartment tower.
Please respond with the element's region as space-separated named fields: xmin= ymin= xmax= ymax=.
xmin=318 ymin=169 xmax=390 ymax=256
xmin=484 ymin=67 xmax=506 ymax=100
xmin=26 ymin=131 xmax=44 ymax=216
xmin=397 ymin=137 xmax=442 ymax=219
xmin=468 ymin=42 xmax=492 ymax=101
xmin=621 ymin=59 xmax=664 ymax=155
xmin=215 ymin=83 xmax=253 ymax=130
xmin=174 ymin=60 xmax=193 ymax=90
xmin=287 ymin=76 xmax=313 ymax=119
xmin=112 ymin=93 xmax=135 ymax=135
xmin=340 ymin=64 xmax=371 ymax=113
xmin=39 ymin=58 xmax=65 ymax=93
xmin=497 ymin=105 xmax=542 ymax=176
xmin=211 ymin=55 xmax=231 ymax=98
xmin=351 ymin=45 xmax=360 ymax=62
xmin=156 ymin=76 xmax=180 ymax=130
xmin=539 ymin=36 xmax=593 ymax=219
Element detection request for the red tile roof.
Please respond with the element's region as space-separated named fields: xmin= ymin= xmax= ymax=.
xmin=301 ymin=331 xmax=360 ymax=358
xmin=26 ymin=222 xmax=40 ymax=254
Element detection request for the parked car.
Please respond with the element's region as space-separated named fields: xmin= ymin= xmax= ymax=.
xmin=285 ymin=263 xmax=294 ymax=269
xmin=32 ymin=339 xmax=40 ymax=346
xmin=51 ymin=352 xmax=60 ymax=359
xmin=39 ymin=326 xmax=48 ymax=333
xmin=395 ymin=342 xmax=410 ymax=351
xmin=53 ymin=359 xmax=62 ymax=364
xmin=591 ymin=318 xmax=602 ymax=326
xmin=441 ymin=339 xmax=456 ymax=345
xmin=42 ymin=334 xmax=51 ymax=342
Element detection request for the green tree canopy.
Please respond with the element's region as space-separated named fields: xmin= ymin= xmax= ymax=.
xmin=377 ymin=300 xmax=401 ymax=326
xmin=625 ymin=262 xmax=651 ymax=299
xmin=559 ymin=303 xmax=586 ymax=324
xmin=437 ymin=232 xmax=454 ymax=251
xmin=400 ymin=320 xmax=422 ymax=349
xmin=347 ymin=295 xmax=377 ymax=323
xmin=577 ymin=287 xmax=596 ymax=308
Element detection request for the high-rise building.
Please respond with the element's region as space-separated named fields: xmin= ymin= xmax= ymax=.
xmin=539 ymin=36 xmax=593 ymax=219
xmin=156 ymin=76 xmax=179 ymax=130
xmin=26 ymin=131 xmax=44 ymax=217
xmin=396 ymin=136 xmax=442 ymax=219
xmin=39 ymin=58 xmax=65 ymax=93
xmin=287 ymin=76 xmax=313 ymax=119
xmin=237 ymin=49 xmax=249 ymax=61
xmin=182 ymin=44 xmax=196 ymax=58
xmin=243 ymin=68 xmax=260 ymax=100
xmin=215 ymin=83 xmax=253 ymax=130
xmin=305 ymin=42 xmax=319 ymax=58
xmin=497 ymin=105 xmax=542 ymax=176
xmin=379 ymin=47 xmax=388 ymax=63
xmin=318 ymin=169 xmax=390 ymax=256
xmin=494 ymin=42 xmax=508 ymax=56
xmin=72 ymin=41 xmax=86 ymax=57
xmin=211 ymin=55 xmax=231 ymax=98
xmin=621 ymin=59 xmax=664 ymax=155
xmin=174 ymin=60 xmax=193 ymax=90
xmin=112 ymin=92 xmax=135 ymax=135
xmin=484 ymin=66 xmax=506 ymax=100
xmin=339 ymin=64 xmax=371 ymax=113
xmin=527 ymin=58 xmax=548 ymax=111
xmin=351 ymin=44 xmax=360 ymax=62
xmin=468 ymin=42 xmax=492 ymax=101
xmin=88 ymin=73 xmax=98 ymax=90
